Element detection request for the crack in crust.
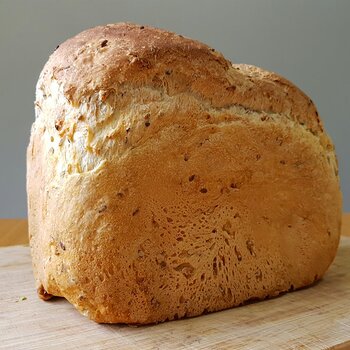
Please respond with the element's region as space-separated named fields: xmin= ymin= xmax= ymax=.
xmin=33 ymin=79 xmax=338 ymax=178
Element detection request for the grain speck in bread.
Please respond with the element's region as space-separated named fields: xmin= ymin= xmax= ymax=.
xmin=27 ymin=23 xmax=342 ymax=324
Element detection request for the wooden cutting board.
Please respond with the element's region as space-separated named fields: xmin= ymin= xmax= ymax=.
xmin=1 ymin=238 xmax=350 ymax=350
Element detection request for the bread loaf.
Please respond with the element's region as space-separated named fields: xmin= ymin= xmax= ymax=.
xmin=27 ymin=23 xmax=342 ymax=324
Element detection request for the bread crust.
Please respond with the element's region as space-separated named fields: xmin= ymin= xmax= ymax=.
xmin=28 ymin=23 xmax=342 ymax=324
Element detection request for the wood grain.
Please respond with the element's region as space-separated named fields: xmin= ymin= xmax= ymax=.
xmin=0 ymin=219 xmax=28 ymax=246
xmin=0 ymin=214 xmax=349 ymax=247
xmin=0 ymin=238 xmax=350 ymax=349
xmin=341 ymin=213 xmax=350 ymax=237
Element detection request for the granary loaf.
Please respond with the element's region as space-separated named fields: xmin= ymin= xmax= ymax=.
xmin=27 ymin=23 xmax=342 ymax=324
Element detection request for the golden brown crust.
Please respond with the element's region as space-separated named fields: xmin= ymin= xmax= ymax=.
xmin=28 ymin=23 xmax=342 ymax=324
xmin=39 ymin=23 xmax=322 ymax=135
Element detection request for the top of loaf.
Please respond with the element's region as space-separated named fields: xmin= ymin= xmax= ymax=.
xmin=37 ymin=22 xmax=324 ymax=135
